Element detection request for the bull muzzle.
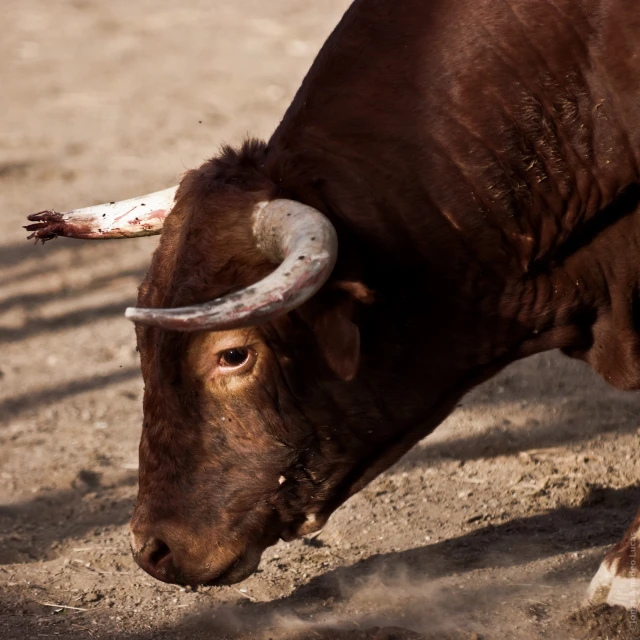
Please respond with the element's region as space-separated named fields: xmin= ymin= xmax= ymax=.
xmin=129 ymin=518 xmax=267 ymax=586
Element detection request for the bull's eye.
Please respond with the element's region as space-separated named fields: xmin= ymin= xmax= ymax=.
xmin=218 ymin=347 xmax=251 ymax=370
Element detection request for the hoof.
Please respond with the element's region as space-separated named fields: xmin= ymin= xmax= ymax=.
xmin=587 ymin=558 xmax=640 ymax=610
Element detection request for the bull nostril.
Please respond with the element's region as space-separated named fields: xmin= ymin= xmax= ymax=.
xmin=134 ymin=536 xmax=175 ymax=580
xmin=148 ymin=539 xmax=171 ymax=569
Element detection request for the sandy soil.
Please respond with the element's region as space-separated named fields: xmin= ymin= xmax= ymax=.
xmin=2 ymin=1 xmax=640 ymax=639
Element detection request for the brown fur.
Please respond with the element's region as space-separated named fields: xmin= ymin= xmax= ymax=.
xmin=130 ymin=0 xmax=640 ymax=585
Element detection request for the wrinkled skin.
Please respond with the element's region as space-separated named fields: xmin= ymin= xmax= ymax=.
xmin=129 ymin=0 xmax=640 ymax=586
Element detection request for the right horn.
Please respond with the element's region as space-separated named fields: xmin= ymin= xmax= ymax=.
xmin=25 ymin=186 xmax=178 ymax=242
xmin=125 ymin=199 xmax=339 ymax=331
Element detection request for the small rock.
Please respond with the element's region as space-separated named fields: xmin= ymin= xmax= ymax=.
xmin=83 ymin=592 xmax=103 ymax=603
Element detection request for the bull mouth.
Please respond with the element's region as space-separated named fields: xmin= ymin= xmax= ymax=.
xmin=204 ymin=547 xmax=264 ymax=586
xmin=205 ymin=516 xmax=327 ymax=585
xmin=279 ymin=512 xmax=327 ymax=542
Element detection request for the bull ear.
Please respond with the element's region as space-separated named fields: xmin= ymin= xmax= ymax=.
xmin=312 ymin=281 xmax=374 ymax=382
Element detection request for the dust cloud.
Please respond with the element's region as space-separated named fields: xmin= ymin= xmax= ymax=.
xmin=179 ymin=565 xmax=508 ymax=640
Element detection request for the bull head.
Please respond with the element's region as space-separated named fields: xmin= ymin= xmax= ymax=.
xmin=26 ymin=150 xmax=388 ymax=586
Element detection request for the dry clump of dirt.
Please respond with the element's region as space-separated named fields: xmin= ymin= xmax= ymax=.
xmin=567 ymin=605 xmax=640 ymax=640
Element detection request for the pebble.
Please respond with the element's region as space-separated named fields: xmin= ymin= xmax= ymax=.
xmin=84 ymin=592 xmax=102 ymax=603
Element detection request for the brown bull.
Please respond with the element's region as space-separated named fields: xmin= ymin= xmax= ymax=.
xmin=25 ymin=0 xmax=640 ymax=608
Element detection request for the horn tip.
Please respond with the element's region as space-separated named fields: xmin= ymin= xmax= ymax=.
xmin=124 ymin=307 xmax=140 ymax=322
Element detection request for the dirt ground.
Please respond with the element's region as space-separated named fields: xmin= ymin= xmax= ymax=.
xmin=2 ymin=1 xmax=640 ymax=639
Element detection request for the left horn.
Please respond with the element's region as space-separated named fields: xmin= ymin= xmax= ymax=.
xmin=25 ymin=186 xmax=178 ymax=242
xmin=125 ymin=199 xmax=338 ymax=331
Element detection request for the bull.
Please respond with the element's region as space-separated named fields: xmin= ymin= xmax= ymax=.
xmin=25 ymin=0 xmax=640 ymax=610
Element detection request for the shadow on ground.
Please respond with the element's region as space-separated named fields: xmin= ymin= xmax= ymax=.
xmin=398 ymin=412 xmax=640 ymax=467
xmin=0 ymin=266 xmax=146 ymax=314
xmin=0 ymin=237 xmax=73 ymax=270
xmin=0 ymin=473 xmax=137 ymax=565
xmin=0 ymin=366 xmax=140 ymax=422
xmin=0 ymin=300 xmax=138 ymax=343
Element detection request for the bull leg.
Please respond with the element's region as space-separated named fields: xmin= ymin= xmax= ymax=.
xmin=588 ymin=509 xmax=640 ymax=609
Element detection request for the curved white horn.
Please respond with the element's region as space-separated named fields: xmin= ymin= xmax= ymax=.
xmin=25 ymin=187 xmax=178 ymax=242
xmin=125 ymin=199 xmax=338 ymax=331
